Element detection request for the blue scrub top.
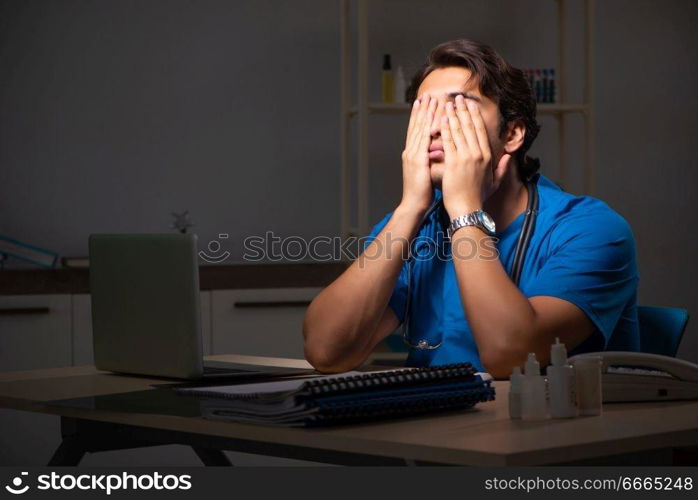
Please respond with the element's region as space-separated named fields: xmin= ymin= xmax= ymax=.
xmin=365 ymin=174 xmax=640 ymax=371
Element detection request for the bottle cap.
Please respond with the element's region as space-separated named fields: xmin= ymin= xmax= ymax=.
xmin=510 ymin=366 xmax=523 ymax=390
xmin=382 ymin=54 xmax=392 ymax=70
xmin=524 ymin=353 xmax=540 ymax=376
xmin=550 ymin=337 xmax=568 ymax=366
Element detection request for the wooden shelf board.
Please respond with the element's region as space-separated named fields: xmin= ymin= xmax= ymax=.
xmin=346 ymin=102 xmax=589 ymax=117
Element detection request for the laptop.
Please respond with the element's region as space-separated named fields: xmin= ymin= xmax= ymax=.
xmin=88 ymin=233 xmax=313 ymax=380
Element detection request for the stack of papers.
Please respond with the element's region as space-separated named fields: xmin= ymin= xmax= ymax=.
xmin=174 ymin=364 xmax=495 ymax=427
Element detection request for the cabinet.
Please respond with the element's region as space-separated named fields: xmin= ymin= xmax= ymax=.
xmin=71 ymin=294 xmax=93 ymax=366
xmin=0 ymin=288 xmax=367 ymax=369
xmin=0 ymin=291 xmax=216 ymax=371
xmin=0 ymin=287 xmax=317 ymax=467
xmin=199 ymin=291 xmax=213 ymax=356
xmin=211 ymin=288 xmax=321 ymax=358
xmin=0 ymin=295 xmax=72 ymax=371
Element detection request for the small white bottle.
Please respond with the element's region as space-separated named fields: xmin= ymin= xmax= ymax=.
xmin=508 ymin=366 xmax=524 ymax=419
xmin=521 ymin=353 xmax=548 ymax=420
xmin=546 ymin=338 xmax=577 ymax=418
xmin=394 ymin=65 xmax=407 ymax=104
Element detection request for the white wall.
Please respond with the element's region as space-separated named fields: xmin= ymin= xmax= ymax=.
xmin=1 ymin=0 xmax=697 ymax=362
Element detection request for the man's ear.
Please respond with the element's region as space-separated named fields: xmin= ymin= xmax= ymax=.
xmin=503 ymin=118 xmax=526 ymax=155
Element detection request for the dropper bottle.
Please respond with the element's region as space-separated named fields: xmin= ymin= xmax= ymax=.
xmin=521 ymin=353 xmax=548 ymax=420
xmin=508 ymin=366 xmax=523 ymax=419
xmin=381 ymin=54 xmax=394 ymax=103
xmin=546 ymin=338 xmax=577 ymax=418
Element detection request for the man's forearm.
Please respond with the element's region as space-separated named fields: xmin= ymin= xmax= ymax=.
xmin=450 ymin=226 xmax=540 ymax=374
xmin=303 ymin=205 xmax=424 ymax=370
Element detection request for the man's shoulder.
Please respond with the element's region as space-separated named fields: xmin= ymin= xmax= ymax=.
xmin=538 ymin=180 xmax=634 ymax=247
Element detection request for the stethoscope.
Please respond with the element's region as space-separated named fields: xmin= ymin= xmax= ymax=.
xmin=402 ymin=178 xmax=540 ymax=350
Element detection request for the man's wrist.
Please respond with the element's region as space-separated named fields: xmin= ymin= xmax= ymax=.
xmin=449 ymin=224 xmax=490 ymax=240
xmin=447 ymin=206 xmax=497 ymax=238
xmin=395 ymin=201 xmax=429 ymax=220
xmin=445 ymin=201 xmax=483 ymax=220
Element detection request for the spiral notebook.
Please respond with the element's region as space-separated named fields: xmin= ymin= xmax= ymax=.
xmin=175 ymin=363 xmax=495 ymax=427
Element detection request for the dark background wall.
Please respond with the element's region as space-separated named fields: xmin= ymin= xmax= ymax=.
xmin=0 ymin=0 xmax=342 ymax=257
xmin=594 ymin=0 xmax=698 ymax=362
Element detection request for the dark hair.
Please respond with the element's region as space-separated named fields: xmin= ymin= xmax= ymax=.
xmin=406 ymin=39 xmax=541 ymax=180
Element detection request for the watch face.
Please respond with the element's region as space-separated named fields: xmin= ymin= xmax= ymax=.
xmin=479 ymin=211 xmax=496 ymax=234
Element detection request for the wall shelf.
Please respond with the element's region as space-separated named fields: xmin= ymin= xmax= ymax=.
xmin=340 ymin=0 xmax=595 ymax=238
xmin=347 ymin=102 xmax=589 ymax=118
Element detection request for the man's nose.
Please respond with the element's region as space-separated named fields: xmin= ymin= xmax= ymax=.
xmin=429 ymin=99 xmax=446 ymax=138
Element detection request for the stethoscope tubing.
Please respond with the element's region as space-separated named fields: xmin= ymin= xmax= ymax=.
xmin=402 ymin=179 xmax=539 ymax=350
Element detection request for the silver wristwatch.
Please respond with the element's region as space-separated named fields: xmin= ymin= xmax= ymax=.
xmin=447 ymin=210 xmax=496 ymax=238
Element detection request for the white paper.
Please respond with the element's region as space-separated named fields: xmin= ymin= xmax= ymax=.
xmin=179 ymin=370 xmax=369 ymax=397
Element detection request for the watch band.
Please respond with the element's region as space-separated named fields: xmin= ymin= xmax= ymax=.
xmin=447 ymin=210 xmax=495 ymax=238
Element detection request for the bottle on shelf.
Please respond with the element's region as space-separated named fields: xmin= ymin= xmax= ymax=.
xmin=549 ymin=68 xmax=556 ymax=103
xmin=534 ymin=69 xmax=542 ymax=103
xmin=526 ymin=67 xmax=557 ymax=103
xmin=542 ymin=69 xmax=550 ymax=103
xmin=381 ymin=54 xmax=394 ymax=103
xmin=394 ymin=65 xmax=407 ymax=104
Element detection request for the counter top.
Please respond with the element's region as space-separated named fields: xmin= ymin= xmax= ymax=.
xmin=0 ymin=262 xmax=348 ymax=295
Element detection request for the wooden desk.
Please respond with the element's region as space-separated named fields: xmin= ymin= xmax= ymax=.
xmin=1 ymin=355 xmax=697 ymax=466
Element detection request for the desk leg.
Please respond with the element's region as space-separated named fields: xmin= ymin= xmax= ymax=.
xmin=47 ymin=417 xmax=234 ymax=467
xmin=48 ymin=417 xmax=87 ymax=466
xmin=47 ymin=417 xmax=166 ymax=466
xmin=192 ymin=447 xmax=233 ymax=466
xmin=48 ymin=436 xmax=87 ymax=466
xmin=673 ymin=446 xmax=698 ymax=465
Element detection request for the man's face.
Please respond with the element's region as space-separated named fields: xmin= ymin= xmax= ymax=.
xmin=415 ymin=66 xmax=503 ymax=187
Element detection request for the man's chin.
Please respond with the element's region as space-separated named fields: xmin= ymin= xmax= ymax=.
xmin=429 ymin=161 xmax=444 ymax=188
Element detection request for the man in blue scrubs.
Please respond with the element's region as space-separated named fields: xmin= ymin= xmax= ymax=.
xmin=303 ymin=39 xmax=639 ymax=378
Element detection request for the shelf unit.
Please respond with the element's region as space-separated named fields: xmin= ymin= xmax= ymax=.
xmin=340 ymin=0 xmax=595 ymax=238
xmin=347 ymin=102 xmax=590 ymax=118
